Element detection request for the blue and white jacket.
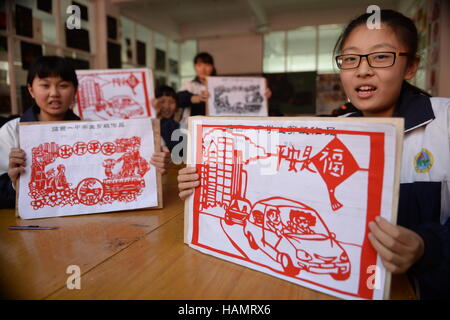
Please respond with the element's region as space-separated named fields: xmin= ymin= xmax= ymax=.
xmin=346 ymin=82 xmax=450 ymax=299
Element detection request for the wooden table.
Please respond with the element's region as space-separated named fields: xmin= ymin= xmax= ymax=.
xmin=0 ymin=168 xmax=416 ymax=300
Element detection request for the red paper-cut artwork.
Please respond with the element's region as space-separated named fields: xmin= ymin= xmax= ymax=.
xmin=186 ymin=117 xmax=401 ymax=300
xmin=74 ymin=68 xmax=155 ymax=120
xmin=28 ymin=136 xmax=149 ymax=210
xmin=18 ymin=118 xmax=159 ymax=219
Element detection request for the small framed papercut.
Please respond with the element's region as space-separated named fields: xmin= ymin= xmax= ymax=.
xmin=185 ymin=116 xmax=404 ymax=300
xmin=206 ymin=76 xmax=268 ymax=117
xmin=17 ymin=118 xmax=162 ymax=219
xmin=74 ymin=68 xmax=155 ymax=120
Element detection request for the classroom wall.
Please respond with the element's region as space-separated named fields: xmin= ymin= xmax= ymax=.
xmin=194 ymin=1 xmax=400 ymax=75
xmin=117 ymin=2 xmax=180 ymax=40
xmin=181 ymin=1 xmax=400 ymax=40
xmin=198 ymin=34 xmax=263 ymax=75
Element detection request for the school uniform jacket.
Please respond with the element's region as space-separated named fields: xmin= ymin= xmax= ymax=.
xmin=345 ymin=82 xmax=450 ymax=299
xmin=177 ymin=76 xmax=207 ymax=116
xmin=0 ymin=104 xmax=80 ymax=208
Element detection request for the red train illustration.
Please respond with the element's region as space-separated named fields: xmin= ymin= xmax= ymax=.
xmin=28 ymin=136 xmax=150 ymax=210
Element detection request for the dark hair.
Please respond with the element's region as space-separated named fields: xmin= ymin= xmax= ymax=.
xmin=333 ymin=9 xmax=431 ymax=97
xmin=27 ymin=56 xmax=79 ymax=90
xmin=193 ymin=52 xmax=214 ymax=66
xmin=155 ymin=85 xmax=178 ymax=107
xmin=333 ymin=9 xmax=418 ymax=67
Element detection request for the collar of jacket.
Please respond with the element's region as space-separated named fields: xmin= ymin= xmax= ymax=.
xmin=193 ymin=76 xmax=203 ymax=84
xmin=19 ymin=103 xmax=81 ymax=123
xmin=345 ymin=82 xmax=434 ymax=133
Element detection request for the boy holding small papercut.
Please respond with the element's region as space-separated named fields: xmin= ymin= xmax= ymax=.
xmin=0 ymin=56 xmax=170 ymax=209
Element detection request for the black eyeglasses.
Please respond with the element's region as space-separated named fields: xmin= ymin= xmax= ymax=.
xmin=335 ymin=51 xmax=409 ymax=69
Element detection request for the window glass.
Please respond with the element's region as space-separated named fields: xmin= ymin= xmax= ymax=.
xmin=120 ymin=16 xmax=134 ymax=67
xmin=136 ymin=24 xmax=150 ymax=67
xmin=318 ymin=24 xmax=343 ymax=74
xmin=287 ymin=26 xmax=317 ymax=72
xmin=263 ymin=31 xmax=286 ymax=73
xmin=180 ymin=40 xmax=197 ymax=82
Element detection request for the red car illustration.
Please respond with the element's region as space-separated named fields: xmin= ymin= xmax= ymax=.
xmin=106 ymin=95 xmax=144 ymax=119
xmin=243 ymin=197 xmax=351 ymax=280
xmin=224 ymin=198 xmax=252 ymax=225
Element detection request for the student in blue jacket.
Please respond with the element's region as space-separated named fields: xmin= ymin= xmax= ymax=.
xmin=0 ymin=56 xmax=170 ymax=209
xmin=177 ymin=10 xmax=450 ymax=299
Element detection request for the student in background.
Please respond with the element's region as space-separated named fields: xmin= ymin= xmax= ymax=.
xmin=177 ymin=52 xmax=272 ymax=121
xmin=176 ymin=10 xmax=450 ymax=299
xmin=0 ymin=56 xmax=170 ymax=209
xmin=177 ymin=52 xmax=216 ymax=120
xmin=153 ymin=85 xmax=182 ymax=152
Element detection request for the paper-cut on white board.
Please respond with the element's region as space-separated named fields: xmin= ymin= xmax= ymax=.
xmin=18 ymin=118 xmax=160 ymax=219
xmin=185 ymin=116 xmax=404 ymax=300
xmin=74 ymin=68 xmax=155 ymax=120
xmin=206 ymin=76 xmax=268 ymax=116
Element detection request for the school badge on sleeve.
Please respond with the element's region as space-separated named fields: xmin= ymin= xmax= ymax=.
xmin=414 ymin=148 xmax=434 ymax=173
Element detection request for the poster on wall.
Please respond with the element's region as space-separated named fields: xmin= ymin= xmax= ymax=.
xmin=206 ymin=76 xmax=268 ymax=117
xmin=17 ymin=118 xmax=162 ymax=219
xmin=185 ymin=116 xmax=404 ymax=300
xmin=74 ymin=68 xmax=155 ymax=120
xmin=316 ymin=74 xmax=347 ymax=115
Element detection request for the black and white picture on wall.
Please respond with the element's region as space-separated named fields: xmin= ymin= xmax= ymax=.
xmin=206 ymin=77 xmax=268 ymax=116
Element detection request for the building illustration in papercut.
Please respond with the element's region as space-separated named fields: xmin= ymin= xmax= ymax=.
xmin=78 ymin=77 xmax=104 ymax=111
xmin=199 ymin=136 xmax=248 ymax=210
xmin=78 ymin=76 xmax=107 ymax=113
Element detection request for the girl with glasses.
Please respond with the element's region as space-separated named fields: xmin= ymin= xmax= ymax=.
xmin=176 ymin=9 xmax=450 ymax=299
xmin=334 ymin=9 xmax=449 ymax=299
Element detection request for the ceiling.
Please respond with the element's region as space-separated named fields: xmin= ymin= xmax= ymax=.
xmin=112 ymin=0 xmax=403 ymax=40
